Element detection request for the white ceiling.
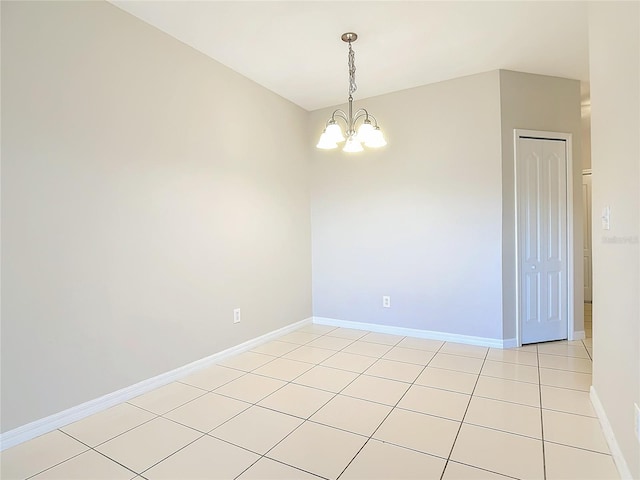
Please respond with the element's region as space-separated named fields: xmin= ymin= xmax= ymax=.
xmin=111 ymin=1 xmax=589 ymax=111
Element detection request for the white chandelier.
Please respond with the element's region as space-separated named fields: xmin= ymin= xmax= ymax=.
xmin=316 ymin=32 xmax=387 ymax=153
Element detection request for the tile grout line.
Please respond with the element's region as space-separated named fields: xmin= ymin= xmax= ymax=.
xmin=438 ymin=345 xmax=489 ymax=480
xmin=536 ymin=342 xmax=548 ymax=480
xmin=333 ymin=339 xmax=434 ymax=479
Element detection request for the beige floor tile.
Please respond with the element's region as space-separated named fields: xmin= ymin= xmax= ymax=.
xmin=397 ymin=337 xmax=445 ymax=351
xmin=538 ymin=353 xmax=592 ymax=373
xmin=481 ymin=360 xmax=539 ymax=384
xmin=474 ymin=375 xmax=540 ymax=407
xmin=583 ymin=337 xmax=593 ymax=347
xmin=360 ymin=332 xmax=404 ymax=346
xmin=325 ymin=327 xmax=368 ymax=340
xmin=250 ymin=340 xmax=300 ymax=357
xmin=218 ymin=351 xmax=276 ymax=372
xmin=415 ymin=367 xmax=478 ymax=394
xmin=451 ymin=424 xmax=543 ymax=480
xmin=283 ymin=345 xmax=337 ymax=364
xmin=382 ymin=346 xmax=436 ymax=365
xmin=310 ymin=394 xmax=392 ymax=436
xmin=512 ymin=344 xmax=538 ymax=353
xmin=341 ymin=374 xmax=410 ymax=406
xmin=163 ymin=392 xmax=250 ymax=432
xmin=373 ymin=408 xmax=459 ymax=458
xmin=252 ymin=357 xmax=313 ymax=381
xmin=214 ymin=373 xmax=287 ymax=403
xmin=31 ymin=450 xmax=136 ymax=479
xmin=62 ymin=403 xmax=155 ymax=447
xmin=440 ymin=343 xmax=488 ymax=359
xmin=306 ymin=335 xmax=355 ymax=351
xmin=237 ymin=457 xmax=323 ymax=479
xmin=364 ymin=358 xmax=424 ymax=383
xmin=293 ymin=365 xmax=358 ymax=393
xmin=0 ymin=430 xmax=88 ymax=480
xmin=258 ymin=383 xmax=334 ymax=418
xmin=342 ymin=341 xmax=393 ymax=358
xmin=539 ymin=368 xmax=592 ymax=392
xmin=210 ymin=405 xmax=303 ymax=454
xmin=267 ymin=421 xmax=367 ymax=480
xmin=297 ymin=323 xmax=338 ymax=335
xmin=537 ymin=342 xmax=590 ymax=358
xmin=398 ymin=385 xmax=470 ymax=421
xmin=95 ymin=417 xmax=201 ymax=473
xmin=464 ymin=396 xmax=542 ymax=438
xmin=143 ymin=434 xmax=258 ymax=479
xmin=586 ymin=346 xmax=593 ymax=358
xmin=443 ymin=461 xmax=513 ymax=479
xmin=277 ymin=332 xmax=322 ymax=345
xmin=341 ymin=439 xmax=446 ymax=479
xmin=320 ymin=351 xmax=378 ymax=373
xmin=179 ymin=364 xmax=245 ymax=391
xmin=128 ymin=382 xmax=206 ymax=415
xmin=544 ymin=441 xmax=619 ymax=480
xmin=429 ymin=353 xmax=484 ymax=374
xmin=541 ymin=385 xmax=596 ymax=417
xmin=486 ymin=348 xmax=538 ymax=366
xmin=542 ymin=410 xmax=610 ymax=453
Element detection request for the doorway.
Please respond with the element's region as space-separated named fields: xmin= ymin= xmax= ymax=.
xmin=514 ymin=130 xmax=574 ymax=345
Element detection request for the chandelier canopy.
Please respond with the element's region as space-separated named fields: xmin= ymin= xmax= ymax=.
xmin=316 ymin=33 xmax=386 ymax=153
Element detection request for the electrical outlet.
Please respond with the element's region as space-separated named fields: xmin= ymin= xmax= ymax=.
xmin=634 ymin=403 xmax=640 ymax=443
xmin=233 ymin=308 xmax=241 ymax=324
xmin=382 ymin=296 xmax=391 ymax=308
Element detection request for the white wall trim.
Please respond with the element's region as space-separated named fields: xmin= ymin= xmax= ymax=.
xmin=513 ymin=129 xmax=576 ymax=346
xmin=590 ymin=386 xmax=633 ymax=480
xmin=571 ymin=330 xmax=586 ymax=341
xmin=313 ymin=317 xmax=514 ymax=349
xmin=0 ymin=317 xmax=312 ymax=451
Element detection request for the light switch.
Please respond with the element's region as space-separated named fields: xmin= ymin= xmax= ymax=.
xmin=601 ymin=206 xmax=610 ymax=230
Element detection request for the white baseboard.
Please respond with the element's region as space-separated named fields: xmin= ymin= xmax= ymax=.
xmin=0 ymin=317 xmax=312 ymax=451
xmin=590 ymin=386 xmax=633 ymax=480
xmin=571 ymin=330 xmax=586 ymax=341
xmin=313 ymin=317 xmax=515 ymax=349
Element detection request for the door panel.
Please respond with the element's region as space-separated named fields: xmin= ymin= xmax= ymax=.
xmin=518 ymin=137 xmax=568 ymax=344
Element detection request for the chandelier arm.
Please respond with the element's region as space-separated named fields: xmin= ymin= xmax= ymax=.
xmin=329 ymin=109 xmax=349 ymax=125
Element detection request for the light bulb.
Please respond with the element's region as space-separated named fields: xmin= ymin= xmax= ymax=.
xmin=343 ymin=136 xmax=364 ymax=153
xmin=325 ymin=122 xmax=345 ymax=142
xmin=356 ymin=120 xmax=374 ymax=143
xmin=364 ymin=127 xmax=387 ymax=148
xmin=316 ymin=131 xmax=338 ymax=149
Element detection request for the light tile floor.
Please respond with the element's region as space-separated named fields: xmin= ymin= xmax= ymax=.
xmin=2 ymin=321 xmax=618 ymax=480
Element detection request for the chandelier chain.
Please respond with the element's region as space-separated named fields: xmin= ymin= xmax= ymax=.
xmin=348 ymin=42 xmax=357 ymax=97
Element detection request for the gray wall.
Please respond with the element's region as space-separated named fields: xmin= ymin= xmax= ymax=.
xmin=498 ymin=70 xmax=583 ymax=340
xmin=1 ymin=1 xmax=312 ymax=432
xmin=310 ymin=72 xmax=505 ymax=339
xmin=589 ymin=2 xmax=639 ymax=477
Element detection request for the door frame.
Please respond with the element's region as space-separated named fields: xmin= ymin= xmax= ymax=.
xmin=513 ymin=129 xmax=575 ymax=347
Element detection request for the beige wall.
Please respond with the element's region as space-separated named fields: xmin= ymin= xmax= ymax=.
xmin=498 ymin=70 xmax=583 ymax=340
xmin=589 ymin=2 xmax=640 ymax=477
xmin=1 ymin=1 xmax=312 ymax=432
xmin=310 ymin=72 xmax=506 ymax=339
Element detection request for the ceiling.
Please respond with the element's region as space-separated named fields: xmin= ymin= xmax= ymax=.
xmin=111 ymin=1 xmax=589 ymax=112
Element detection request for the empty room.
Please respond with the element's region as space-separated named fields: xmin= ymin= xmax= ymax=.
xmin=1 ymin=1 xmax=638 ymax=479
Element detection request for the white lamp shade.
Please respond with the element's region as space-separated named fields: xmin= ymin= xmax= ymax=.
xmin=317 ymin=132 xmax=338 ymax=149
xmin=343 ymin=137 xmax=364 ymax=152
xmin=364 ymin=127 xmax=387 ymax=148
xmin=356 ymin=121 xmax=374 ymax=143
xmin=325 ymin=122 xmax=345 ymax=142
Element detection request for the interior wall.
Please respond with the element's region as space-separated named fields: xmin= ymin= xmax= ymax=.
xmin=1 ymin=1 xmax=312 ymax=433
xmin=498 ymin=70 xmax=583 ymax=340
xmin=588 ymin=2 xmax=640 ymax=477
xmin=310 ymin=71 xmax=505 ymax=340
